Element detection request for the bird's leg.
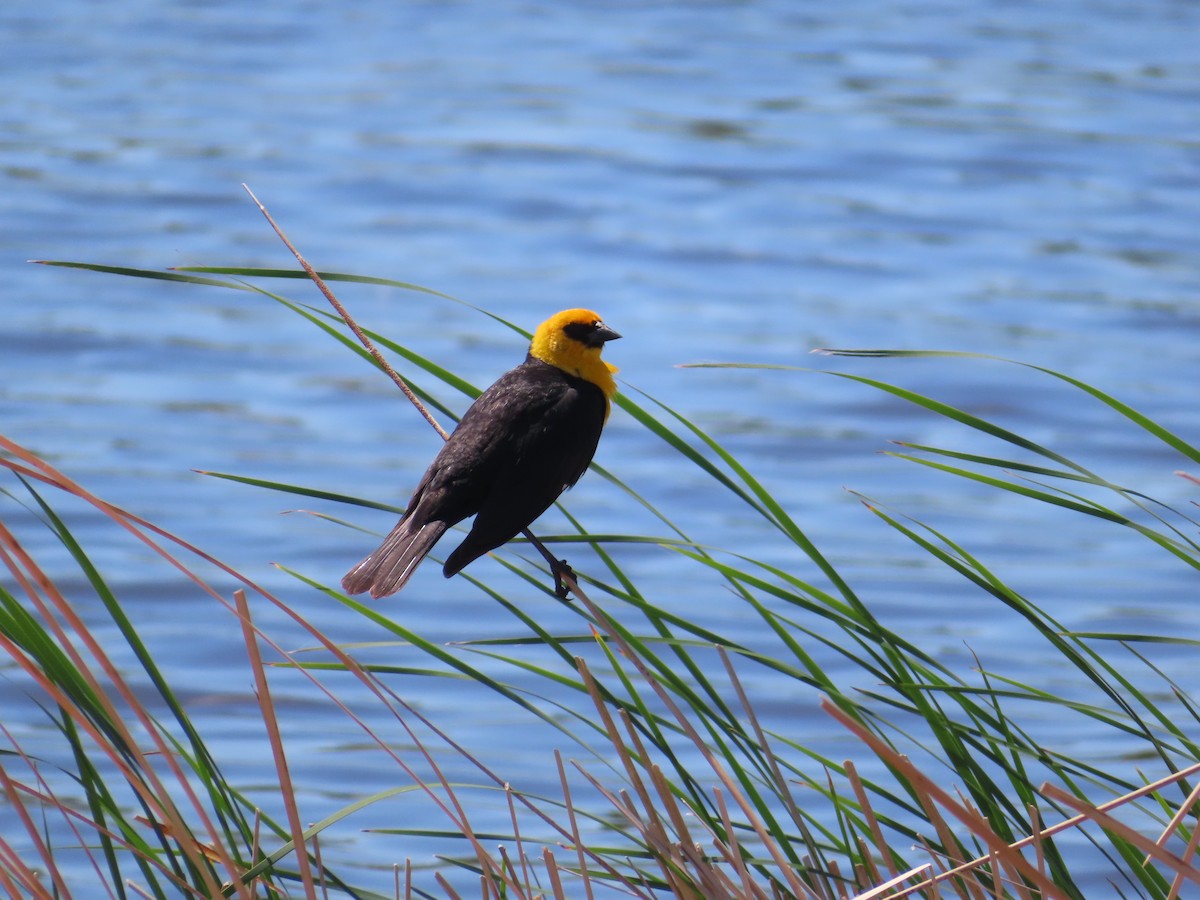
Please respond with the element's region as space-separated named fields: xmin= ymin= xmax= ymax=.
xmin=522 ymin=527 xmax=576 ymax=600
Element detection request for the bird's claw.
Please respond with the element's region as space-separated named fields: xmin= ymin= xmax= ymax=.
xmin=552 ymin=558 xmax=575 ymax=601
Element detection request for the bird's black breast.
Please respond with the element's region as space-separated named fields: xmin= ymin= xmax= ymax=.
xmin=407 ymin=356 xmax=608 ymax=537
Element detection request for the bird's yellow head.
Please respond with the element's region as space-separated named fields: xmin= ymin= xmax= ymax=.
xmin=529 ymin=308 xmax=621 ymax=401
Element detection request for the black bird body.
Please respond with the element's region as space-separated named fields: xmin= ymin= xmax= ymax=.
xmin=342 ymin=309 xmax=620 ymax=598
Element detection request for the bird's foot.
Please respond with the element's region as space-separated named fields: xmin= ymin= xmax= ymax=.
xmin=552 ymin=558 xmax=575 ymax=601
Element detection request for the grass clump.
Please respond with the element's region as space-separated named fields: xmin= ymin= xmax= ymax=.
xmin=6 ymin=230 xmax=1198 ymax=897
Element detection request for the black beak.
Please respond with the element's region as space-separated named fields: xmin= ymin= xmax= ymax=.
xmin=594 ymin=322 xmax=622 ymax=343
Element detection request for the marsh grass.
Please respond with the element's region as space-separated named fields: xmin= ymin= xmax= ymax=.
xmin=7 ymin=248 xmax=1199 ymax=897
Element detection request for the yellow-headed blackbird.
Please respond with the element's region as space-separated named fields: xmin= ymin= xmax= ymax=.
xmin=341 ymin=308 xmax=621 ymax=598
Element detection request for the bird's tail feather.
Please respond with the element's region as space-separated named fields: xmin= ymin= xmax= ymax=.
xmin=341 ymin=519 xmax=449 ymax=598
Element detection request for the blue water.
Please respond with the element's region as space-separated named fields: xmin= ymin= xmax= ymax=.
xmin=4 ymin=0 xmax=1200 ymax=893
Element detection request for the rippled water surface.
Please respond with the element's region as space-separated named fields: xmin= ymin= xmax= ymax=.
xmin=4 ymin=0 xmax=1200 ymax=892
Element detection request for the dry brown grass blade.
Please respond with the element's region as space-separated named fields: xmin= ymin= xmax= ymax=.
xmin=504 ymin=784 xmax=534 ymax=894
xmin=234 ymin=588 xmax=318 ymax=899
xmin=712 ymin=786 xmax=761 ymax=899
xmin=434 ymin=871 xmax=465 ymax=900
xmin=553 ymin=749 xmax=595 ymax=900
xmin=240 ymin=183 xmax=448 ymax=442
xmin=853 ymin=835 xmax=886 ymax=895
xmin=844 ymin=759 xmax=902 ymax=888
xmin=495 ymin=846 xmax=530 ymax=900
xmin=1174 ymin=470 xmax=1200 ymax=488
xmin=985 ymin=845 xmax=1010 ymax=899
xmin=1026 ymin=804 xmax=1046 ymax=886
xmin=310 ymin=832 xmax=328 ymax=898
xmin=646 ymin=760 xmax=698 ymax=862
xmin=398 ymin=858 xmax=414 ymax=900
xmin=542 ymin=847 xmax=568 ymax=899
